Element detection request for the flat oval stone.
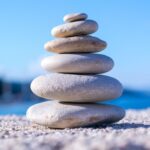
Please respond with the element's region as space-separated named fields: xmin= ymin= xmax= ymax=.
xmin=26 ymin=101 xmax=125 ymax=128
xmin=31 ymin=74 xmax=123 ymax=102
xmin=41 ymin=54 xmax=114 ymax=74
xmin=63 ymin=13 xmax=88 ymax=22
xmin=44 ymin=36 xmax=107 ymax=53
xmin=51 ymin=20 xmax=98 ymax=37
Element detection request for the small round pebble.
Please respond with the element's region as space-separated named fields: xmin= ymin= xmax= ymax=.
xmin=44 ymin=36 xmax=106 ymax=53
xmin=31 ymin=73 xmax=123 ymax=102
xmin=51 ymin=20 xmax=98 ymax=37
xmin=26 ymin=101 xmax=125 ymax=128
xmin=41 ymin=54 xmax=114 ymax=74
xmin=63 ymin=13 xmax=88 ymax=22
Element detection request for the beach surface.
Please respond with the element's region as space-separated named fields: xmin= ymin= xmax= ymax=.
xmin=0 ymin=109 xmax=150 ymax=150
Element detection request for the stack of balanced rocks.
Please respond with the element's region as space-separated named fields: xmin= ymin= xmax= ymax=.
xmin=27 ymin=13 xmax=125 ymax=129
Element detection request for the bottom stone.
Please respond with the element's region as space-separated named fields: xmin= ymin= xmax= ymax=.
xmin=26 ymin=101 xmax=125 ymax=129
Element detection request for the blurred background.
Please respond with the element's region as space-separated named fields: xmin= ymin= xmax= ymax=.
xmin=0 ymin=0 xmax=150 ymax=114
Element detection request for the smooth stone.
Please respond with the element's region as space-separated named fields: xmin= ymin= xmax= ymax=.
xmin=51 ymin=20 xmax=98 ymax=37
xmin=63 ymin=13 xmax=88 ymax=22
xmin=31 ymin=74 xmax=123 ymax=102
xmin=26 ymin=101 xmax=125 ymax=128
xmin=44 ymin=36 xmax=107 ymax=53
xmin=41 ymin=54 xmax=114 ymax=74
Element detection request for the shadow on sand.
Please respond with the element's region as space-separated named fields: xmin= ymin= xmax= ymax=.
xmin=89 ymin=122 xmax=150 ymax=130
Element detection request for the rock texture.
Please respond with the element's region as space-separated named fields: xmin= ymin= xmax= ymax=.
xmin=63 ymin=13 xmax=88 ymax=22
xmin=31 ymin=74 xmax=123 ymax=102
xmin=1 ymin=109 xmax=150 ymax=150
xmin=26 ymin=101 xmax=125 ymax=128
xmin=41 ymin=54 xmax=114 ymax=74
xmin=44 ymin=36 xmax=107 ymax=53
xmin=51 ymin=20 xmax=98 ymax=37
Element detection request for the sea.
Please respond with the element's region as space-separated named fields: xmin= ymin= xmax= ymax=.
xmin=0 ymin=89 xmax=150 ymax=115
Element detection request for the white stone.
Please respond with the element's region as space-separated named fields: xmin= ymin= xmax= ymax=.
xmin=63 ymin=13 xmax=88 ymax=22
xmin=26 ymin=101 xmax=125 ymax=128
xmin=31 ymin=74 xmax=123 ymax=102
xmin=51 ymin=20 xmax=98 ymax=37
xmin=41 ymin=54 xmax=114 ymax=74
xmin=44 ymin=36 xmax=107 ymax=53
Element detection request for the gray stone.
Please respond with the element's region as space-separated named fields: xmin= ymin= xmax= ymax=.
xmin=44 ymin=36 xmax=107 ymax=53
xmin=41 ymin=54 xmax=114 ymax=74
xmin=63 ymin=13 xmax=88 ymax=22
xmin=31 ymin=73 xmax=123 ymax=102
xmin=26 ymin=101 xmax=125 ymax=128
xmin=51 ymin=20 xmax=98 ymax=37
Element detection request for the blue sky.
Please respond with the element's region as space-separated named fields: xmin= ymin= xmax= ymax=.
xmin=0 ymin=0 xmax=150 ymax=89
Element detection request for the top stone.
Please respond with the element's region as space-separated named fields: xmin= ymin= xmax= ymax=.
xmin=63 ymin=13 xmax=88 ymax=22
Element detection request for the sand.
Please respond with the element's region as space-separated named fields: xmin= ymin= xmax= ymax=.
xmin=0 ymin=109 xmax=150 ymax=150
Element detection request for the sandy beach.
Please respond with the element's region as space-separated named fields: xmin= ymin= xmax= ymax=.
xmin=0 ymin=109 xmax=150 ymax=150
